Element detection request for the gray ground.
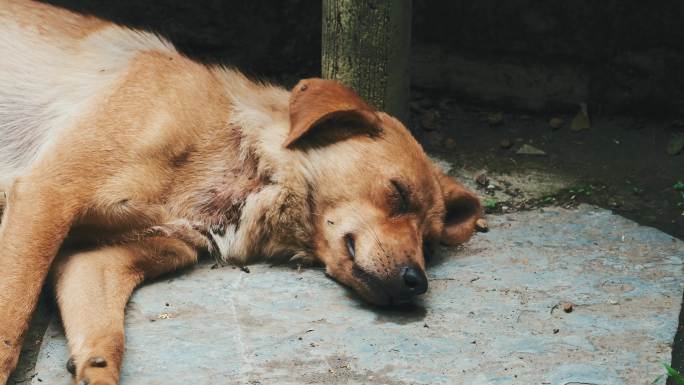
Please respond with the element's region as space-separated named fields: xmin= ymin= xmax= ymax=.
xmin=17 ymin=201 xmax=683 ymax=385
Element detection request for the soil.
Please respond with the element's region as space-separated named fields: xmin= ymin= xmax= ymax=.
xmin=410 ymin=90 xmax=684 ymax=240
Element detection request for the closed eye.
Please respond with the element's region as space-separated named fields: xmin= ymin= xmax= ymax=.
xmin=390 ymin=179 xmax=410 ymax=215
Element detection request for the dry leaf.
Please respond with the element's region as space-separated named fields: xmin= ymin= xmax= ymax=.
xmin=570 ymin=103 xmax=590 ymax=131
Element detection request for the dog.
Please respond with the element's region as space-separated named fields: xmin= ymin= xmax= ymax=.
xmin=0 ymin=1 xmax=481 ymax=384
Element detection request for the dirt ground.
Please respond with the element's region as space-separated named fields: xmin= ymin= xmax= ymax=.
xmin=410 ymin=89 xmax=684 ymax=240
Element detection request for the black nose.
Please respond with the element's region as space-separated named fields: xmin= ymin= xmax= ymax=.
xmin=402 ymin=266 xmax=428 ymax=295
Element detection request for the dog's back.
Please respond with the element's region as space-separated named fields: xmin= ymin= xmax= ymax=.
xmin=0 ymin=0 xmax=175 ymax=184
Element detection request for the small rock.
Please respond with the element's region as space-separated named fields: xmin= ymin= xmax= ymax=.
xmin=516 ymin=144 xmax=546 ymax=156
xmin=475 ymin=172 xmax=489 ymax=187
xmin=420 ymin=109 xmax=441 ymax=131
xmin=562 ymin=302 xmax=573 ymax=313
xmin=486 ymin=111 xmax=504 ymax=126
xmin=553 ymin=328 xmax=560 ymax=334
xmin=475 ymin=218 xmax=489 ymax=233
xmin=240 ymin=266 xmax=251 ymax=273
xmin=549 ymin=116 xmax=564 ymax=130
xmin=499 ymin=139 xmax=513 ymax=149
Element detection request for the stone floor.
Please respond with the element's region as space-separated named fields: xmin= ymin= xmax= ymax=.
xmin=24 ymin=205 xmax=684 ymax=385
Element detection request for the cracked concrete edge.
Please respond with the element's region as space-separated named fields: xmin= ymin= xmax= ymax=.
xmin=430 ymin=154 xmax=578 ymax=204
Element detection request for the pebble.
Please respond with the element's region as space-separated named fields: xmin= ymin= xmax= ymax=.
xmin=475 ymin=172 xmax=489 ymax=187
xmin=475 ymin=219 xmax=489 ymax=233
xmin=516 ymin=144 xmax=546 ymax=156
xmin=562 ymin=302 xmax=573 ymax=313
xmin=549 ymin=116 xmax=564 ymax=130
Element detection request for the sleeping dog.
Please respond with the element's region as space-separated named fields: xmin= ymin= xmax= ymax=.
xmin=0 ymin=1 xmax=481 ymax=384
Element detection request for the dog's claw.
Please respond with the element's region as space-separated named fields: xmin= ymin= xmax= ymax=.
xmin=210 ymin=222 xmax=226 ymax=236
xmin=66 ymin=357 xmax=76 ymax=375
xmin=87 ymin=357 xmax=107 ymax=368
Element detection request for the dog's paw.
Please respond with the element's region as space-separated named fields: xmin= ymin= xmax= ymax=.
xmin=68 ymin=356 xmax=117 ymax=385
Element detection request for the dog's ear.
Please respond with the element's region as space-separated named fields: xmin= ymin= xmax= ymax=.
xmin=435 ymin=169 xmax=482 ymax=246
xmin=285 ymin=78 xmax=380 ymax=148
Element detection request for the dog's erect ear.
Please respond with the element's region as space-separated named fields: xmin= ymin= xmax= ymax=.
xmin=284 ymin=78 xmax=381 ymax=148
xmin=435 ymin=169 xmax=482 ymax=246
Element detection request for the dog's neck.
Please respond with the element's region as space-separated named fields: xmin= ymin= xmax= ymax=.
xmin=169 ymin=69 xmax=317 ymax=265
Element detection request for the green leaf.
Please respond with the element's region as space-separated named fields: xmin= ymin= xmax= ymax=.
xmin=674 ymin=181 xmax=684 ymax=190
xmin=663 ymin=363 xmax=684 ymax=385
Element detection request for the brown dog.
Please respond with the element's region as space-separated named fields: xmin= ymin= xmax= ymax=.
xmin=0 ymin=1 xmax=481 ymax=384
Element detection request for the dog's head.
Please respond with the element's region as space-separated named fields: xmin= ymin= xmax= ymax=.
xmin=286 ymin=79 xmax=481 ymax=306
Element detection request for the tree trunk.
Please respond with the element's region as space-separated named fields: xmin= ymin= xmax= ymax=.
xmin=322 ymin=0 xmax=412 ymax=123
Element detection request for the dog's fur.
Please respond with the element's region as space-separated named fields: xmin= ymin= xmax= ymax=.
xmin=0 ymin=1 xmax=481 ymax=384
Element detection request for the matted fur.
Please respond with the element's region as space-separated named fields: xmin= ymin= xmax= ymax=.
xmin=0 ymin=1 xmax=481 ymax=384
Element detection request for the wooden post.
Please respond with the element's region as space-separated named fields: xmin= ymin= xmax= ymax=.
xmin=322 ymin=0 xmax=412 ymax=123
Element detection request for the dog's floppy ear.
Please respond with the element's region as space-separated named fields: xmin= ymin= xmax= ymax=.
xmin=435 ymin=169 xmax=482 ymax=246
xmin=284 ymin=78 xmax=380 ymax=148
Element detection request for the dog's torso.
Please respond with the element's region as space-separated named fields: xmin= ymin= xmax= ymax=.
xmin=0 ymin=0 xmax=313 ymax=263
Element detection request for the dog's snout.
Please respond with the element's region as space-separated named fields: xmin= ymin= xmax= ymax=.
xmin=401 ymin=266 xmax=428 ymax=296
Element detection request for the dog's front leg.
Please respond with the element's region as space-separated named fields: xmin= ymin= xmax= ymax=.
xmin=53 ymin=237 xmax=199 ymax=385
xmin=0 ymin=176 xmax=80 ymax=383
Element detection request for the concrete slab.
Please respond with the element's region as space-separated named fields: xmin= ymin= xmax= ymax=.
xmin=30 ymin=205 xmax=683 ymax=385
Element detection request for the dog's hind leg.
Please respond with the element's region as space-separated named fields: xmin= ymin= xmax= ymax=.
xmin=52 ymin=237 xmax=198 ymax=385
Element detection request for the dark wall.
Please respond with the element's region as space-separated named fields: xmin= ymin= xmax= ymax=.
xmin=40 ymin=0 xmax=684 ymax=113
xmin=414 ymin=1 xmax=684 ymax=58
xmin=42 ymin=0 xmax=322 ymax=82
xmin=413 ymin=1 xmax=684 ymax=113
